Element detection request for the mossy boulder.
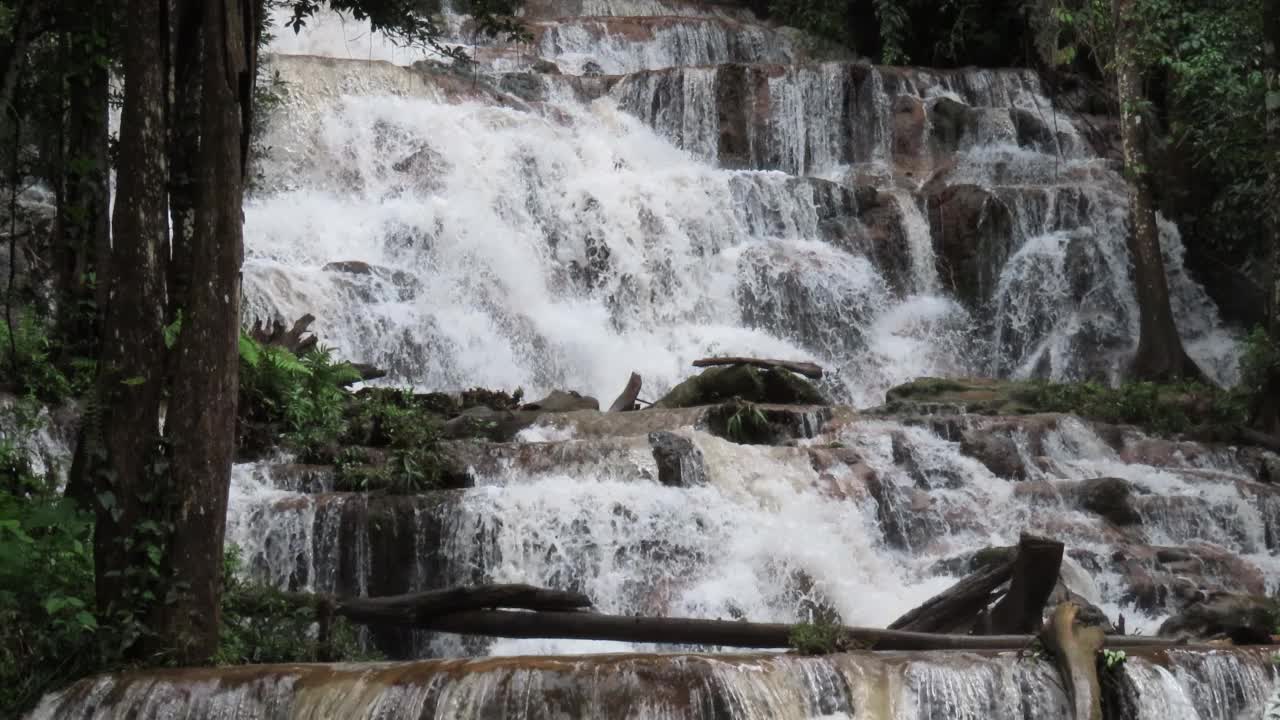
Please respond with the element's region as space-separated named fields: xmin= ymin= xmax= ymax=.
xmin=1076 ymin=477 xmax=1142 ymax=526
xmin=655 ymin=365 xmax=828 ymax=409
xmin=1157 ymin=593 xmax=1278 ymax=644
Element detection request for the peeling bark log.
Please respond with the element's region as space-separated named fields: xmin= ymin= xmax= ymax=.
xmin=1041 ymin=602 xmax=1106 ymax=720
xmin=988 ymin=534 xmax=1064 ymax=634
xmin=888 ymin=559 xmax=1013 ymax=633
xmin=692 ymin=357 xmax=824 ymax=380
xmin=608 ymin=372 xmax=642 ymax=412
xmin=240 ymin=584 xmax=1180 ymax=652
xmin=250 ymin=313 xmax=317 ymax=354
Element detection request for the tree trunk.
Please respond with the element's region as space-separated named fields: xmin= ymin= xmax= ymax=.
xmin=1114 ymin=0 xmax=1205 ymax=384
xmin=54 ymin=6 xmax=111 ymax=362
xmin=987 ymin=534 xmax=1063 ymax=633
xmin=888 ymin=557 xmax=1013 ymax=633
xmin=166 ymin=0 xmax=202 ymax=326
xmin=91 ymin=0 xmax=170 ymax=621
xmin=0 ymin=1 xmax=36 ymax=118
xmin=1258 ymin=0 xmax=1280 ymax=437
xmin=155 ymin=0 xmax=253 ymax=663
xmin=608 ymin=372 xmax=642 ymax=411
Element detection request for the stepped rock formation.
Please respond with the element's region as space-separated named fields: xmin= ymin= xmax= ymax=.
xmin=29 ymin=0 xmax=1280 ymax=717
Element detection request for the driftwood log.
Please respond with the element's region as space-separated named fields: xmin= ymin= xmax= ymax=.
xmin=608 ymin=372 xmax=642 ymax=412
xmin=889 ymin=533 xmax=1063 ymax=635
xmin=238 ymin=583 xmax=1180 ymax=653
xmin=250 ymin=313 xmax=318 ymax=355
xmin=1041 ymin=602 xmax=1106 ymax=720
xmin=691 ymin=357 xmax=824 ymax=380
xmin=988 ymin=534 xmax=1064 ymax=633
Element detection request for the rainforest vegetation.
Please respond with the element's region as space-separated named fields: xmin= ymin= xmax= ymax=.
xmin=0 ymin=0 xmax=1277 ymax=715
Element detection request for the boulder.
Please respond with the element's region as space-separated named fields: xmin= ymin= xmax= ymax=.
xmin=1157 ymin=593 xmax=1278 ymax=644
xmin=531 ymin=59 xmax=561 ymax=74
xmin=924 ymin=185 xmax=1015 ymax=308
xmin=928 ymin=96 xmax=978 ymax=153
xmin=521 ymin=390 xmax=600 ymax=413
xmin=654 ymin=365 xmax=827 ymax=409
xmin=959 ymin=431 xmax=1025 ymax=480
xmin=1076 ymin=477 xmax=1142 ymax=526
xmin=649 ymin=431 xmax=706 ymax=487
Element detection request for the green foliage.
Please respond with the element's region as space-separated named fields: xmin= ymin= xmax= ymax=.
xmin=1241 ymin=327 xmax=1279 ymax=402
xmin=788 ymin=615 xmax=847 ymax=655
xmin=726 ymin=401 xmax=769 ymax=443
xmin=0 ymin=308 xmax=76 ymax=401
xmin=0 ymin=488 xmax=99 ymax=716
xmin=1013 ymin=380 xmax=1245 ymax=435
xmin=769 ymin=0 xmax=854 ymax=48
xmin=1101 ymin=648 xmax=1127 ymax=670
xmin=334 ymin=388 xmax=447 ymax=493
xmin=237 ymin=333 xmax=361 ymax=455
xmin=216 ymin=545 xmax=379 ymax=665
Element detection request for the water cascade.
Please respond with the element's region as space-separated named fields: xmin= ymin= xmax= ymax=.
xmin=28 ymin=0 xmax=1280 ymax=717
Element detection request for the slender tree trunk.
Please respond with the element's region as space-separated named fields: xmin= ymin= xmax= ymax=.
xmin=91 ymin=0 xmax=169 ymax=621
xmin=54 ymin=8 xmax=111 ymax=362
xmin=1114 ymin=0 xmax=1205 ymax=383
xmin=0 ymin=1 xmax=36 ymax=117
xmin=167 ymin=0 xmax=203 ymax=326
xmin=157 ymin=0 xmax=253 ymax=663
xmin=1258 ymin=0 xmax=1280 ymax=436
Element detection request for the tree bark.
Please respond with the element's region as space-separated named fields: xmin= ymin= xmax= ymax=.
xmin=1041 ymin=602 xmax=1106 ymax=720
xmin=1258 ymin=0 xmax=1280 ymax=437
xmin=90 ymin=0 xmax=170 ymax=621
xmin=1114 ymin=0 xmax=1205 ymax=384
xmin=166 ymin=0 xmax=203 ymax=327
xmin=987 ymin=534 xmax=1063 ymax=633
xmin=608 ymin=372 xmax=642 ymax=412
xmin=156 ymin=0 xmax=254 ymax=664
xmin=0 ymin=1 xmax=37 ymax=118
xmin=888 ymin=557 xmax=1013 ymax=633
xmin=54 ymin=4 xmax=111 ymax=362
xmin=692 ymin=357 xmax=824 ymax=380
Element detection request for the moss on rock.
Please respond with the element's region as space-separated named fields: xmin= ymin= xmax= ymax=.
xmin=655 ymin=365 xmax=828 ymax=409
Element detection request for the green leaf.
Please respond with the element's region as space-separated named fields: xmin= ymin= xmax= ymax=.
xmin=164 ymin=310 xmax=184 ymax=349
xmin=75 ymin=610 xmax=98 ymax=629
xmin=96 ymin=491 xmax=116 ymax=511
xmin=1266 ymin=91 xmax=1280 ymax=112
xmin=121 ymin=376 xmax=147 ymax=386
xmin=238 ymin=333 xmax=263 ymax=367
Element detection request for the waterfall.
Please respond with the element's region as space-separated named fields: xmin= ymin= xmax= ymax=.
xmin=31 ymin=1 xmax=1278 ymax=717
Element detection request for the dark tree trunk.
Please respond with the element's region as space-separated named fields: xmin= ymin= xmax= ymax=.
xmin=91 ymin=0 xmax=170 ymax=621
xmin=987 ymin=534 xmax=1063 ymax=633
xmin=54 ymin=6 xmax=111 ymax=362
xmin=166 ymin=0 xmax=203 ymax=325
xmin=156 ymin=0 xmax=254 ymax=664
xmin=1114 ymin=0 xmax=1205 ymax=384
xmin=0 ymin=1 xmax=36 ymax=118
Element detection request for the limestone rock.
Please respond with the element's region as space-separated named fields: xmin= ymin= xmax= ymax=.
xmin=648 ymin=431 xmax=706 ymax=487
xmin=1158 ymin=593 xmax=1278 ymax=644
xmin=959 ymin=430 xmax=1025 ymax=480
xmin=655 ymin=365 xmax=827 ymax=409
xmin=1076 ymin=477 xmax=1142 ymax=526
xmin=522 ymin=390 xmax=600 ymax=413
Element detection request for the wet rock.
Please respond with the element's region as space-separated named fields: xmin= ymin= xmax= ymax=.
xmin=958 ymin=431 xmax=1025 ymax=480
xmin=649 ymin=431 xmax=706 ymax=487
xmin=581 ymin=60 xmax=603 ymax=76
xmin=1158 ymin=593 xmax=1278 ymax=644
xmin=928 ymin=96 xmax=978 ymax=153
xmin=323 ymin=260 xmax=420 ymax=301
xmin=1076 ymin=477 xmax=1141 ymax=526
xmin=441 ymin=407 xmax=538 ymax=441
xmin=924 ymin=185 xmax=1016 ymax=309
xmin=531 ymin=59 xmax=561 ymax=74
xmin=1010 ymin=107 xmax=1056 ymax=152
xmin=522 ymin=390 xmax=600 ymax=413
xmin=654 ymin=365 xmax=827 ymax=409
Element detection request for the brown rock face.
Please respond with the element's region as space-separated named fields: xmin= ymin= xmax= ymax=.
xmin=925 ymin=184 xmax=1015 ymax=309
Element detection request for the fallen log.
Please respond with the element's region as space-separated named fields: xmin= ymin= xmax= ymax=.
xmin=888 ymin=559 xmax=1012 ymax=633
xmin=608 ymin=372 xmax=642 ymax=412
xmin=692 ymin=357 xmax=824 ymax=380
xmin=345 ymin=362 xmax=388 ymax=386
xmin=413 ymin=609 xmax=1180 ymax=651
xmin=231 ymin=584 xmax=593 ymax=623
xmin=988 ymin=533 xmax=1064 ymax=633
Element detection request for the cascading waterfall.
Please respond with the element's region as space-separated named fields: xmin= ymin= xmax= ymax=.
xmin=30 ymin=1 xmax=1279 ymax=717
